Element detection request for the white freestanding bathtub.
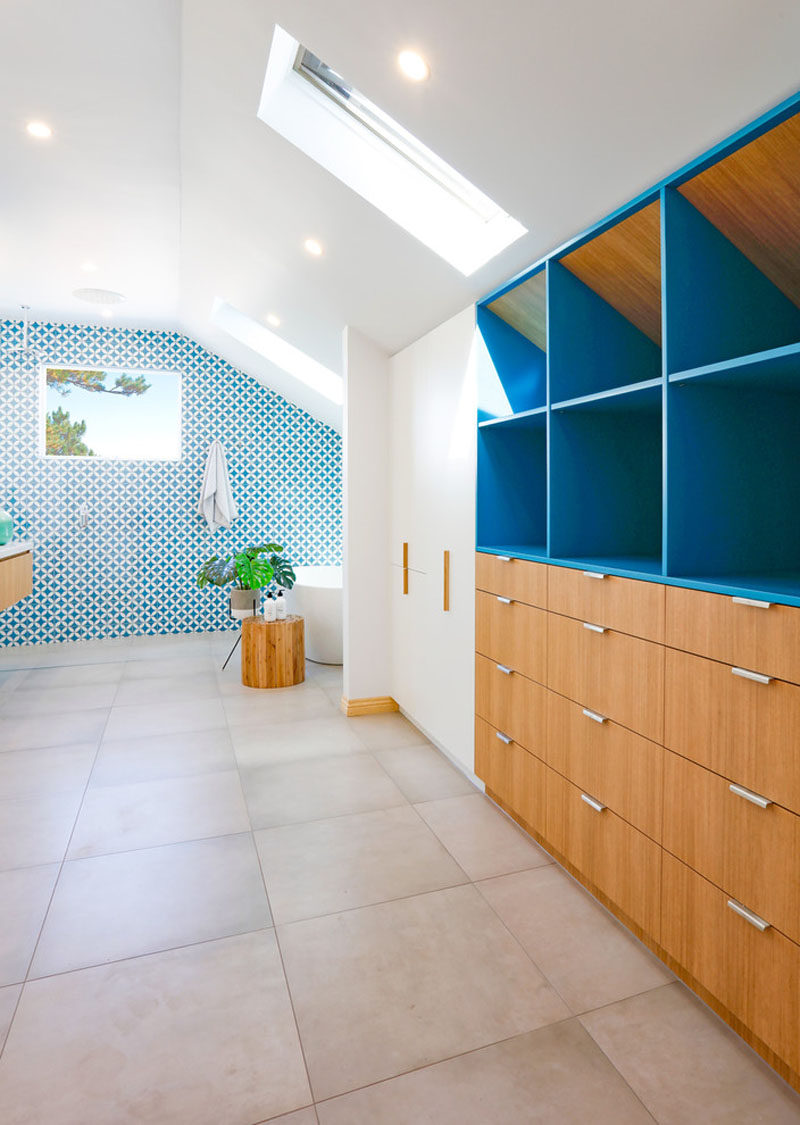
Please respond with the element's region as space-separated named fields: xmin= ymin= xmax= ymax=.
xmin=285 ymin=565 xmax=343 ymax=664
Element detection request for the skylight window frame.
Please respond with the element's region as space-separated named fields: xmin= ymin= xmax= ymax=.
xmin=258 ymin=26 xmax=526 ymax=276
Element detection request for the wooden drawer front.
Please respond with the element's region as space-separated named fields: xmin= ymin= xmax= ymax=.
xmin=663 ymin=751 xmax=800 ymax=945
xmin=475 ymin=654 xmax=547 ymax=756
xmin=0 ymin=551 xmax=33 ymax=612
xmin=475 ymin=589 xmax=547 ymax=683
xmin=475 ymin=552 xmax=548 ymax=608
xmin=548 ymin=566 xmax=664 ymax=643
xmin=666 ymin=585 xmax=800 ymax=685
xmin=665 ymin=647 xmax=800 ymax=816
xmin=546 ymin=690 xmax=663 ymax=840
xmin=475 ymin=716 xmax=546 ymax=834
xmin=547 ymin=612 xmax=664 ymax=742
xmin=545 ymin=767 xmax=661 ymax=938
xmin=662 ymin=854 xmax=800 ymax=1075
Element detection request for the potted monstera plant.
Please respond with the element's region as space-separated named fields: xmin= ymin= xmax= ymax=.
xmin=197 ymin=543 xmax=296 ymax=619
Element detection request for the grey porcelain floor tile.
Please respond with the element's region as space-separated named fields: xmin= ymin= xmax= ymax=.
xmin=0 ymin=865 xmax=59 ymax=986
xmin=222 ymin=688 xmax=334 ymax=727
xmin=349 ymin=712 xmax=431 ymax=751
xmin=317 ymin=1021 xmax=655 ymax=1124
xmin=255 ymin=806 xmax=467 ymax=924
xmin=0 ymin=671 xmax=29 ymax=693
xmin=374 ymin=745 xmax=476 ymax=803
xmin=120 ymin=654 xmax=219 ymax=681
xmin=477 ymin=865 xmax=672 ymax=1012
xmin=102 ymin=697 xmax=226 ymax=741
xmin=90 ymin=727 xmax=236 ymax=787
xmin=0 ymin=640 xmax=132 ymax=670
xmin=112 ymin=673 xmax=221 ymax=707
xmin=278 ymin=883 xmax=570 ymax=1100
xmin=0 ymin=930 xmax=311 ymax=1125
xmin=580 ymin=982 xmax=800 ymax=1123
xmin=257 ymin=1111 xmax=317 ymax=1125
xmin=0 ymin=683 xmax=118 ymax=717
xmin=415 ymin=794 xmax=552 ymax=880
xmin=0 ymin=745 xmax=96 ymax=800
xmin=230 ymin=715 xmax=367 ymax=769
xmin=68 ymin=770 xmax=250 ymax=858
xmin=32 ymin=833 xmax=271 ymax=976
xmin=0 ymin=709 xmax=107 ymax=752
xmin=15 ymin=662 xmax=125 ymax=690
xmin=242 ymin=754 xmax=407 ymax=830
xmin=0 ymin=792 xmax=82 ymax=871
xmin=0 ymin=985 xmax=21 ymax=1051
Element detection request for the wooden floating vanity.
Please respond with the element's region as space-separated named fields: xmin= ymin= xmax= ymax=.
xmin=0 ymin=541 xmax=33 ymax=611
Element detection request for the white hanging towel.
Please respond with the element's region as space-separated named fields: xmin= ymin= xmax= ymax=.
xmin=198 ymin=440 xmax=238 ymax=532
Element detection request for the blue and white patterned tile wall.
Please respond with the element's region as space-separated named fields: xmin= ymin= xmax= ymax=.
xmin=0 ymin=320 xmax=342 ymax=646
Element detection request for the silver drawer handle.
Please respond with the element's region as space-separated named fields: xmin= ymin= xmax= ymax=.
xmin=727 ymin=899 xmax=770 ymax=932
xmin=495 ymin=731 xmax=512 ymax=745
xmin=496 ymin=596 xmax=513 ymax=605
xmin=731 ymin=596 xmax=772 ymax=609
xmin=496 ymin=555 xmax=512 ymax=562
xmin=583 ymin=622 xmax=606 ymax=634
xmin=495 ymin=663 xmax=513 ymax=676
xmin=581 ymin=793 xmax=606 ymax=813
xmin=583 ymin=571 xmax=607 ymax=580
xmin=582 ymin=708 xmax=607 ymax=724
xmin=729 ymin=783 xmax=772 ymax=809
xmin=732 ymin=666 xmax=772 ymax=685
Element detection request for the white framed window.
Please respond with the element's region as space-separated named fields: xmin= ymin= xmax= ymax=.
xmin=39 ymin=365 xmax=182 ymax=460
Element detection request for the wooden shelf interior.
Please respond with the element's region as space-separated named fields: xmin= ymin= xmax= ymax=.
xmin=666 ymin=381 xmax=800 ymax=580
xmin=477 ymin=418 xmax=547 ymax=550
xmin=478 ymin=270 xmax=546 ymax=420
xmin=549 ymin=205 xmax=662 ymax=403
xmin=550 ymin=391 xmax=663 ymax=563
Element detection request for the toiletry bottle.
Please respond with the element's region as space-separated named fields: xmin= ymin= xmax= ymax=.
xmin=276 ymin=590 xmax=287 ymax=620
xmin=265 ymin=592 xmax=276 ymax=622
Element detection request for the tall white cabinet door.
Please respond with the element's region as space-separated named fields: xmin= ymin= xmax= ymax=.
xmin=389 ymin=306 xmax=477 ymax=774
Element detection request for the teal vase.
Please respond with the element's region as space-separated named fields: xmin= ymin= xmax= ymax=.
xmin=0 ymin=509 xmax=13 ymax=545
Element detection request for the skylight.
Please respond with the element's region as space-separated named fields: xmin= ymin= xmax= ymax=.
xmin=211 ymin=299 xmax=343 ymax=405
xmin=258 ymin=27 xmax=527 ymax=276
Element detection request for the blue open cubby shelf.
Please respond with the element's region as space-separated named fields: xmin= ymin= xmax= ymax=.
xmin=476 ymin=92 xmax=800 ymax=606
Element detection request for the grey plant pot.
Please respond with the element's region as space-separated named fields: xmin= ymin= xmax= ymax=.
xmin=230 ymin=588 xmax=261 ymax=620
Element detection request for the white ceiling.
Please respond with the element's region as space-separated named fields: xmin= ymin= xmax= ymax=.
xmin=2 ymin=0 xmax=799 ymax=430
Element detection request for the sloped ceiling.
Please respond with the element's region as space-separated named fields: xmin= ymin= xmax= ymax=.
xmin=1 ymin=0 xmax=799 ymax=430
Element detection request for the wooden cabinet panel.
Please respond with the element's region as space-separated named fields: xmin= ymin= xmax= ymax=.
xmin=662 ymin=854 xmax=800 ymax=1075
xmin=475 ymin=654 xmax=547 ymax=757
xmin=475 ymin=552 xmax=548 ymax=608
xmin=475 ymin=589 xmax=547 ymax=683
xmin=547 ymin=611 xmax=664 ymax=742
xmin=0 ymin=551 xmax=32 ymax=611
xmin=475 ymin=716 xmax=546 ymax=834
xmin=548 ymin=566 xmax=664 ymax=642
xmin=546 ymin=689 xmax=663 ymax=840
xmin=666 ymin=585 xmax=800 ymax=685
xmin=663 ymin=751 xmax=800 ymax=945
xmin=665 ymin=647 xmax=800 ymax=816
xmin=545 ymin=767 xmax=661 ymax=937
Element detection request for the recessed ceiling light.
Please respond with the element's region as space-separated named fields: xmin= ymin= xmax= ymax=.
xmin=81 ymin=261 xmax=98 ymax=273
xmin=304 ymin=238 xmax=323 ymax=257
xmin=397 ymin=50 xmax=429 ymax=82
xmin=266 ymin=313 xmax=281 ymax=327
xmin=26 ymin=120 xmax=53 ymax=140
xmin=72 ymin=287 xmax=126 ymax=305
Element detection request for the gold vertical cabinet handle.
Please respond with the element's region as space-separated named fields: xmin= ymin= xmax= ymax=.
xmin=443 ymin=550 xmax=450 ymax=612
xmin=402 ymin=542 xmax=409 ymax=595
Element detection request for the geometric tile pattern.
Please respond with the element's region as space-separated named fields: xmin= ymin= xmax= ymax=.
xmin=0 ymin=319 xmax=342 ymax=646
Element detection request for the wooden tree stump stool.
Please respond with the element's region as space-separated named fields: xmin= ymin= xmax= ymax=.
xmin=241 ymin=615 xmax=305 ymax=688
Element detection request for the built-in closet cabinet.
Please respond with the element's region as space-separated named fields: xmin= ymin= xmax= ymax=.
xmin=474 ymin=91 xmax=800 ymax=1092
xmin=389 ymin=307 xmax=477 ymax=770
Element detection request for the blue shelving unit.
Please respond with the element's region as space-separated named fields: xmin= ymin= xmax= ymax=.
xmin=476 ymin=92 xmax=800 ymax=606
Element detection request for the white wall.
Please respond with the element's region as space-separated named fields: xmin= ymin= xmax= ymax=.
xmin=388 ymin=306 xmax=477 ymax=774
xmin=342 ymin=327 xmax=392 ymax=702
